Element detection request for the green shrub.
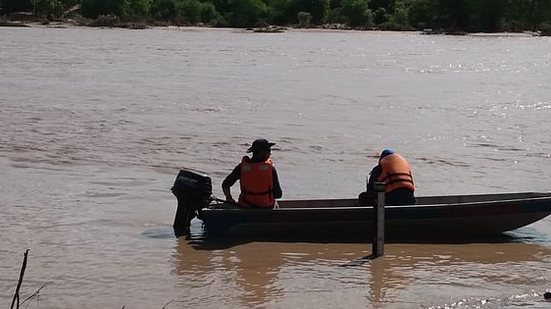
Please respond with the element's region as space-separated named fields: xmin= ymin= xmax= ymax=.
xmin=150 ymin=0 xmax=176 ymax=20
xmin=388 ymin=1 xmax=408 ymax=26
xmin=539 ymin=21 xmax=551 ymax=35
xmin=341 ymin=0 xmax=371 ymax=28
xmin=501 ymin=19 xmax=524 ymax=32
xmin=373 ymin=7 xmax=387 ymax=25
xmin=121 ymin=0 xmax=152 ymax=19
xmin=81 ymin=0 xmax=125 ymax=19
xmin=35 ymin=0 xmax=64 ymax=19
xmin=297 ymin=11 xmax=311 ymax=27
xmin=378 ymin=21 xmax=405 ymax=30
xmin=176 ymin=0 xmax=202 ymax=23
xmin=408 ymin=0 xmax=436 ymax=29
xmin=90 ymin=13 xmax=120 ymax=26
xmin=227 ymin=0 xmax=267 ymax=27
xmin=200 ymin=2 xmax=224 ymax=25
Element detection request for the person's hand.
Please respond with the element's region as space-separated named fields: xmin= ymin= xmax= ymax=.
xmin=358 ymin=191 xmax=374 ymax=206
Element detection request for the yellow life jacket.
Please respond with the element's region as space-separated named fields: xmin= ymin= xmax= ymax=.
xmin=239 ymin=156 xmax=274 ymax=208
xmin=377 ymin=153 xmax=415 ymax=193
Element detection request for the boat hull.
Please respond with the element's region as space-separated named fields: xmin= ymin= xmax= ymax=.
xmin=195 ymin=192 xmax=551 ymax=240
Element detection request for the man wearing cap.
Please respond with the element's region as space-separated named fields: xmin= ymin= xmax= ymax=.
xmin=222 ymin=139 xmax=283 ymax=208
xmin=361 ymin=149 xmax=416 ymax=206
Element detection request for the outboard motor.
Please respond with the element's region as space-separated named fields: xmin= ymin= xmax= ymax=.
xmin=171 ymin=168 xmax=212 ymax=234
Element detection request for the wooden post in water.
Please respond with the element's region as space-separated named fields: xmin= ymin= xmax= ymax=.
xmin=372 ymin=182 xmax=385 ymax=257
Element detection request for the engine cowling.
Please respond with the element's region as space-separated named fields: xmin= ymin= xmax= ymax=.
xmin=171 ymin=168 xmax=212 ymax=234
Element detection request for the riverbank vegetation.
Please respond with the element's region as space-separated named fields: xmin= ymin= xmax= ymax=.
xmin=2 ymin=0 xmax=551 ymax=34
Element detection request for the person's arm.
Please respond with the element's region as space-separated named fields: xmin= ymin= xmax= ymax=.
xmin=221 ymin=164 xmax=240 ymax=204
xmin=367 ymin=165 xmax=382 ymax=193
xmin=272 ymin=167 xmax=282 ymax=199
xmin=358 ymin=165 xmax=382 ymax=206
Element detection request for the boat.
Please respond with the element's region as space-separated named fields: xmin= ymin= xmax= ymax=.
xmin=171 ymin=169 xmax=551 ymax=241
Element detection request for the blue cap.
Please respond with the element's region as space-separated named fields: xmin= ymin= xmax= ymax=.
xmin=380 ymin=148 xmax=394 ymax=159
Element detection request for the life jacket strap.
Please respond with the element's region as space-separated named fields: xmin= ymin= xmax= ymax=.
xmin=383 ymin=172 xmax=414 ymax=185
xmin=242 ymin=189 xmax=273 ymax=195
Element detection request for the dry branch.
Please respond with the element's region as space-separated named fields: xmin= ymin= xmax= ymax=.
xmin=20 ymin=281 xmax=53 ymax=308
xmin=11 ymin=249 xmax=30 ymax=309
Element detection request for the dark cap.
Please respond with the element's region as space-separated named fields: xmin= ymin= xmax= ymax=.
xmin=247 ymin=139 xmax=276 ymax=153
xmin=380 ymin=148 xmax=395 ymax=159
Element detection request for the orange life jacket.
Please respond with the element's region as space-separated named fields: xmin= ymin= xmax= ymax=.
xmin=377 ymin=153 xmax=415 ymax=193
xmin=239 ymin=156 xmax=274 ymax=208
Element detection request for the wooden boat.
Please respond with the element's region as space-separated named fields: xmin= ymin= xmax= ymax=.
xmin=171 ymin=169 xmax=551 ymax=241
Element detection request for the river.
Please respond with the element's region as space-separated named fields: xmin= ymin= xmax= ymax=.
xmin=1 ymin=26 xmax=551 ymax=308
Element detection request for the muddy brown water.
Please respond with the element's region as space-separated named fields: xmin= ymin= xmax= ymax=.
xmin=1 ymin=27 xmax=551 ymax=308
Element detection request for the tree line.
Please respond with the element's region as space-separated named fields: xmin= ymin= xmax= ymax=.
xmin=2 ymin=0 xmax=551 ymax=32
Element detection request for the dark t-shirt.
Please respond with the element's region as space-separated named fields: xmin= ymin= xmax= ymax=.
xmin=367 ymin=165 xmax=382 ymax=193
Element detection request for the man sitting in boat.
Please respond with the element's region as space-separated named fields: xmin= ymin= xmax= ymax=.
xmin=222 ymin=138 xmax=283 ymax=208
xmin=360 ymin=149 xmax=416 ymax=206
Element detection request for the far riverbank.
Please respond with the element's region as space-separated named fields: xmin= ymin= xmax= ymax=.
xmin=0 ymin=17 xmax=546 ymax=37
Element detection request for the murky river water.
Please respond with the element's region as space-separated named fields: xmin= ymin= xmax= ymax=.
xmin=1 ymin=26 xmax=551 ymax=308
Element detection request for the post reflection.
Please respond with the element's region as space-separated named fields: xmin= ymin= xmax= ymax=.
xmin=170 ymin=236 xmax=551 ymax=308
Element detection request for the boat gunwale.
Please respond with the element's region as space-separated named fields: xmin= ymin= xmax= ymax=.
xmin=201 ymin=192 xmax=551 ymax=213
